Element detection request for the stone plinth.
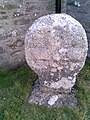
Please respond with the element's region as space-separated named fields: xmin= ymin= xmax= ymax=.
xmin=25 ymin=13 xmax=88 ymax=107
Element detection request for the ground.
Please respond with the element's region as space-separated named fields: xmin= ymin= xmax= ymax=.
xmin=0 ymin=59 xmax=90 ymax=120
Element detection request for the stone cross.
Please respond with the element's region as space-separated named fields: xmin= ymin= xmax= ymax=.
xmin=25 ymin=14 xmax=88 ymax=107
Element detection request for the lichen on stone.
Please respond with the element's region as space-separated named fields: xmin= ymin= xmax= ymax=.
xmin=25 ymin=13 xmax=88 ymax=107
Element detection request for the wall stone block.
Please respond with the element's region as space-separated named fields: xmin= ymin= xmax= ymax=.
xmin=0 ymin=0 xmax=55 ymax=70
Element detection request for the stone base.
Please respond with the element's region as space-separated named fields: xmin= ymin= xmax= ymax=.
xmin=28 ymin=80 xmax=77 ymax=108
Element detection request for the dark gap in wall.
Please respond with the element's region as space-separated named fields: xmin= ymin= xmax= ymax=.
xmin=56 ymin=0 xmax=61 ymax=13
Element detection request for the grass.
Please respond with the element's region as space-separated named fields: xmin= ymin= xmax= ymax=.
xmin=0 ymin=60 xmax=90 ymax=120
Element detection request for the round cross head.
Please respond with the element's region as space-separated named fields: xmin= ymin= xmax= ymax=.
xmin=25 ymin=13 xmax=88 ymax=91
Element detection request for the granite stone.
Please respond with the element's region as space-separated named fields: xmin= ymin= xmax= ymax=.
xmin=25 ymin=13 xmax=88 ymax=107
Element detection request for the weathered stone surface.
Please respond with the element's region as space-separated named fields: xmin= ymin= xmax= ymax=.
xmin=28 ymin=79 xmax=77 ymax=107
xmin=25 ymin=13 xmax=88 ymax=107
xmin=0 ymin=0 xmax=55 ymax=70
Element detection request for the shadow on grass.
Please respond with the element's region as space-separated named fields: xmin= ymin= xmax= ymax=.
xmin=0 ymin=64 xmax=37 ymax=89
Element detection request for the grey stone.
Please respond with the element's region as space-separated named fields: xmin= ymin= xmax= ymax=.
xmin=61 ymin=0 xmax=67 ymax=12
xmin=28 ymin=79 xmax=77 ymax=108
xmin=0 ymin=0 xmax=55 ymax=70
xmin=66 ymin=0 xmax=90 ymax=58
xmin=25 ymin=13 xmax=88 ymax=107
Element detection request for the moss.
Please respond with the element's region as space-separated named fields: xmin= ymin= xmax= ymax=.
xmin=0 ymin=16 xmax=8 ymax=20
xmin=25 ymin=5 xmax=35 ymax=12
xmin=0 ymin=3 xmax=19 ymax=10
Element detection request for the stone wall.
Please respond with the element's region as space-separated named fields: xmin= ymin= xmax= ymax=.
xmin=0 ymin=0 xmax=55 ymax=70
xmin=1 ymin=0 xmax=89 ymax=70
xmin=66 ymin=0 xmax=90 ymax=58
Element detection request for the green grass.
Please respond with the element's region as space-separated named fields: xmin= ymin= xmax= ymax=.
xmin=0 ymin=60 xmax=90 ymax=120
